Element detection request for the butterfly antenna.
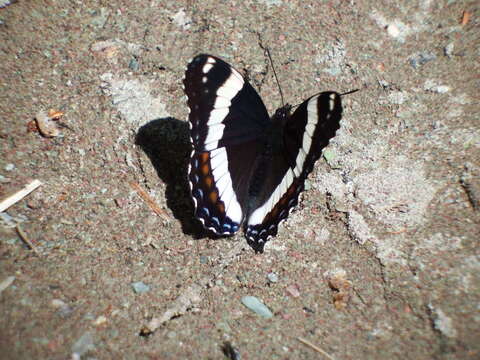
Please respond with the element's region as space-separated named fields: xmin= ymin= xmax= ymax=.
xmin=290 ymin=88 xmax=359 ymax=109
xmin=340 ymin=89 xmax=359 ymax=96
xmin=265 ymin=48 xmax=285 ymax=107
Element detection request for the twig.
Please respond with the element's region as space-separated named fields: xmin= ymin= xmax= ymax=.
xmin=385 ymin=228 xmax=408 ymax=235
xmin=460 ymin=178 xmax=479 ymax=211
xmin=0 ymin=179 xmax=43 ymax=212
xmin=140 ymin=241 xmax=246 ymax=335
xmin=140 ymin=282 xmax=203 ymax=336
xmin=0 ymin=276 xmax=15 ymax=295
xmin=297 ymin=338 xmax=335 ymax=360
xmin=16 ymin=225 xmax=40 ymax=255
xmin=129 ymin=181 xmax=169 ymax=220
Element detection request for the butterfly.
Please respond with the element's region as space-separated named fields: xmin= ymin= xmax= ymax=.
xmin=183 ymin=54 xmax=350 ymax=252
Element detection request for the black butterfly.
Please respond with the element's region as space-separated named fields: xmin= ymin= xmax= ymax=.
xmin=184 ymin=54 xmax=348 ymax=252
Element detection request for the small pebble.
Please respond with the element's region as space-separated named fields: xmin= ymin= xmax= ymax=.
xmin=172 ymin=8 xmax=191 ymax=30
xmin=266 ymin=272 xmax=279 ymax=283
xmin=241 ymin=296 xmax=273 ymax=318
xmin=58 ymin=304 xmax=74 ymax=317
xmin=0 ymin=212 xmax=26 ymax=228
xmin=285 ymin=284 xmax=301 ymax=298
xmin=50 ymin=298 xmax=70 ymax=312
xmin=323 ymin=149 xmax=336 ymax=164
xmin=431 ymin=85 xmax=450 ymax=94
xmin=0 ymin=276 xmax=15 ymax=294
xmin=304 ymin=179 xmax=311 ymax=191
xmin=51 ymin=299 xmax=65 ymax=307
xmin=444 ymin=43 xmax=454 ymax=57
xmin=0 ymin=0 xmax=15 ymax=9
xmin=71 ymin=332 xmax=95 ymax=357
xmin=4 ymin=163 xmax=15 ymax=171
xmin=131 ymin=281 xmax=150 ymax=294
xmin=386 ymin=24 xmax=400 ymax=38
xmin=378 ymin=80 xmax=390 ymax=89
xmin=388 ymin=91 xmax=408 ymax=105
xmin=424 ymin=80 xmax=451 ymax=93
xmin=128 ymin=58 xmax=139 ymax=71
xmin=93 ymin=315 xmax=107 ymax=325
xmin=258 ymin=0 xmax=283 ymax=6
xmin=409 ymin=52 xmax=436 ymax=68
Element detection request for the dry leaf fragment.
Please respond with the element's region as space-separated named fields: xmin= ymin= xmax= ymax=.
xmin=35 ymin=109 xmax=64 ymax=137
xmin=129 ymin=181 xmax=169 ymax=220
xmin=48 ymin=109 xmax=64 ymax=119
xmin=26 ymin=119 xmax=38 ymax=133
xmin=461 ymin=11 xmax=471 ymax=25
xmin=326 ymin=270 xmax=352 ymax=310
xmin=90 ymin=40 xmax=120 ymax=59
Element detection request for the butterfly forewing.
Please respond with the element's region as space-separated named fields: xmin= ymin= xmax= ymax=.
xmin=245 ymin=93 xmax=343 ymax=252
xmin=184 ymin=54 xmax=271 ymax=235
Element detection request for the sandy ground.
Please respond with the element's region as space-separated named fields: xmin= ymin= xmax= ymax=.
xmin=1 ymin=0 xmax=479 ymax=359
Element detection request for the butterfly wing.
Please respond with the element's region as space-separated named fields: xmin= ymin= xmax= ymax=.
xmin=245 ymin=92 xmax=343 ymax=252
xmin=184 ymin=54 xmax=271 ymax=235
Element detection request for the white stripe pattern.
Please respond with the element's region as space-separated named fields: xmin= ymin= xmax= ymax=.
xmin=208 ymin=108 xmax=229 ymax=125
xmin=247 ymin=95 xmax=324 ymax=226
xmin=209 ymin=147 xmax=242 ymax=223
xmin=201 ymin=57 xmax=245 ymax=223
xmin=202 ymin=57 xmax=244 ymax=150
xmin=202 ymin=57 xmax=216 ymax=74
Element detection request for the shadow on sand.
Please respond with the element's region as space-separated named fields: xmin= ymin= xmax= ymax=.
xmin=135 ymin=117 xmax=224 ymax=241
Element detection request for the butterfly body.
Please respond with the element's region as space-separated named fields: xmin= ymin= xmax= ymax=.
xmin=184 ymin=54 xmax=344 ymax=252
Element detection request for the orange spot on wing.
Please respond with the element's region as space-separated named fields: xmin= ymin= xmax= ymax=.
xmin=201 ymin=164 xmax=210 ymax=175
xmin=217 ymin=202 xmax=225 ymax=213
xmin=209 ymin=191 xmax=218 ymax=203
xmin=205 ymin=175 xmax=213 ymax=188
xmin=198 ymin=152 xmax=211 ymax=175
xmin=200 ymin=152 xmax=210 ymax=163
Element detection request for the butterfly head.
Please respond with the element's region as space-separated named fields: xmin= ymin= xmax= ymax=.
xmin=272 ymin=104 xmax=293 ymax=125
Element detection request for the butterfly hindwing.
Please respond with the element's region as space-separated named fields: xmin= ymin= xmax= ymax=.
xmin=184 ymin=54 xmax=270 ymax=235
xmin=245 ymin=92 xmax=343 ymax=252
